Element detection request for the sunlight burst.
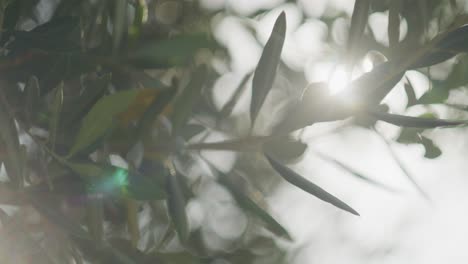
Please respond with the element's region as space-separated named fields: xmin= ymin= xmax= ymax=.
xmin=328 ymin=66 xmax=350 ymax=94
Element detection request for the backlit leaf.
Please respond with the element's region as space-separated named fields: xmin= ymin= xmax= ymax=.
xmin=166 ymin=173 xmax=189 ymax=243
xmin=265 ymin=154 xmax=359 ymax=216
xmin=347 ymin=0 xmax=371 ymax=66
xmin=367 ymin=109 xmax=466 ymax=128
xmin=251 ymin=12 xmax=286 ymax=126
xmin=0 ymin=96 xmax=21 ymax=188
xmin=219 ymin=172 xmax=292 ymax=240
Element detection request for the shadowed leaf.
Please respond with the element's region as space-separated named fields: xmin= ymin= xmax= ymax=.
xmin=127 ymin=34 xmax=217 ymax=68
xmin=137 ymin=87 xmax=176 ymax=138
xmin=347 ymin=0 xmax=371 ymax=66
xmin=219 ymin=172 xmax=292 ymax=240
xmin=171 ymin=65 xmax=207 ymax=136
xmin=49 ymin=84 xmax=64 ymax=150
xmin=251 ymin=12 xmax=286 ymax=126
xmin=388 ymin=0 xmax=401 ymax=47
xmin=367 ymin=109 xmax=466 ymax=128
xmin=265 ymin=154 xmax=359 ymax=216
xmin=166 ymin=173 xmax=189 ymax=243
xmin=420 ymin=136 xmax=442 ymax=159
xmin=0 ymin=95 xmax=21 ymax=187
xmin=68 ymin=89 xmax=138 ymax=157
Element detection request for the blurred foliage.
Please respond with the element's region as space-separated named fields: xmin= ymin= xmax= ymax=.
xmin=1 ymin=0 xmax=468 ymax=263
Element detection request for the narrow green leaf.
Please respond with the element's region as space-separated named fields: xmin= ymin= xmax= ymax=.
xmin=388 ymin=0 xmax=401 ymax=47
xmin=126 ymin=199 xmax=140 ymax=247
xmin=113 ymin=0 xmax=127 ymax=55
xmin=263 ymin=137 xmax=307 ymax=163
xmin=219 ymin=172 xmax=292 ymax=240
xmin=49 ymin=84 xmax=64 ymax=150
xmin=187 ymin=135 xmax=272 ymax=152
xmin=68 ymin=89 xmax=138 ymax=157
xmin=0 ymin=94 xmax=21 ymax=188
xmin=181 ymin=124 xmax=205 ymax=140
xmin=171 ymin=65 xmax=207 ymax=135
xmin=86 ymin=196 xmax=104 ymax=242
xmin=367 ymin=109 xmax=466 ymax=128
xmin=250 ymin=12 xmax=286 ymax=126
xmin=64 ymin=74 xmax=110 ymax=126
xmin=127 ymin=34 xmax=217 ymax=68
xmin=265 ymin=154 xmax=359 ymax=216
xmin=219 ymin=73 xmax=251 ymax=118
xmin=404 ymin=78 xmax=417 ymax=107
xmin=166 ymin=173 xmax=189 ymax=243
xmin=347 ymin=0 xmax=371 ymax=66
xmin=137 ymin=87 xmax=176 ymax=139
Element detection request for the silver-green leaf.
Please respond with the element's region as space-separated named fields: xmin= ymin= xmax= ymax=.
xmin=250 ymin=12 xmax=286 ymax=126
xmin=265 ymin=154 xmax=359 ymax=216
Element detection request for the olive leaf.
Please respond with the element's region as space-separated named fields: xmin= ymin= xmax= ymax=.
xmin=218 ymin=172 xmax=292 ymax=240
xmin=0 ymin=96 xmax=21 ymax=188
xmin=250 ymin=12 xmax=286 ymax=126
xmin=68 ymin=89 xmax=138 ymax=157
xmin=265 ymin=154 xmax=359 ymax=216
xmin=347 ymin=0 xmax=371 ymax=66
xmin=49 ymin=84 xmax=64 ymax=150
xmin=166 ymin=173 xmax=189 ymax=243
xmin=127 ymin=34 xmax=217 ymax=68
xmin=171 ymin=65 xmax=207 ymax=136
xmin=366 ymin=109 xmax=466 ymax=128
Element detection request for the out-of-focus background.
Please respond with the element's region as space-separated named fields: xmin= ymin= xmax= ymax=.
xmin=2 ymin=0 xmax=468 ymax=263
xmin=202 ymin=1 xmax=468 ymax=262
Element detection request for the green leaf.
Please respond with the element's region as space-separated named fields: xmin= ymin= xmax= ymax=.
xmin=171 ymin=65 xmax=207 ymax=135
xmin=0 ymin=96 xmax=21 ymax=188
xmin=250 ymin=12 xmax=286 ymax=126
xmin=265 ymin=154 xmax=359 ymax=216
xmin=49 ymin=84 xmax=64 ymax=150
xmin=127 ymin=34 xmax=217 ymax=68
xmin=63 ymin=74 xmax=110 ymax=127
xmin=219 ymin=73 xmax=252 ymax=118
xmin=404 ymin=79 xmax=417 ymax=107
xmin=86 ymin=196 xmax=104 ymax=242
xmin=166 ymin=174 xmax=189 ymax=243
xmin=180 ymin=124 xmax=205 ymax=140
xmin=420 ymin=136 xmax=442 ymax=159
xmin=416 ymin=56 xmax=468 ymax=105
xmin=367 ymin=109 xmax=466 ymax=128
xmin=388 ymin=0 xmax=401 ymax=47
xmin=113 ymin=0 xmax=127 ymax=55
xmin=347 ymin=0 xmax=371 ymax=66
xmin=218 ymin=172 xmax=292 ymax=240
xmin=137 ymin=87 xmax=176 ymax=139
xmin=68 ymin=89 xmax=138 ymax=157
xmin=263 ymin=137 xmax=307 ymax=163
